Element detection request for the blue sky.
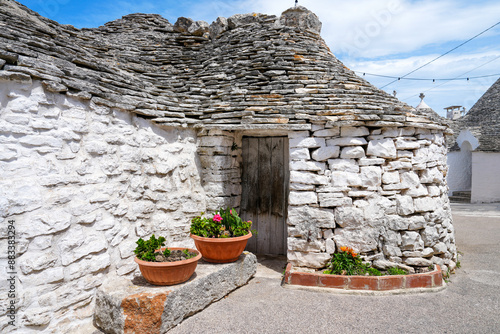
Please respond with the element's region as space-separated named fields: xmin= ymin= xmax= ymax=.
xmin=16 ymin=0 xmax=500 ymax=117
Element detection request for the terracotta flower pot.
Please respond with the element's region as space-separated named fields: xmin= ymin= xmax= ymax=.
xmin=134 ymin=247 xmax=201 ymax=286
xmin=190 ymin=232 xmax=252 ymax=263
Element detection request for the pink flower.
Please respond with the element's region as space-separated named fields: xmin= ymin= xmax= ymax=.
xmin=213 ymin=214 xmax=223 ymax=222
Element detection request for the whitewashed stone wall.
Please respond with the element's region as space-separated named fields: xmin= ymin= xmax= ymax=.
xmin=287 ymin=122 xmax=457 ymax=273
xmin=197 ymin=129 xmax=242 ymax=212
xmin=0 ymin=78 xmax=206 ymax=332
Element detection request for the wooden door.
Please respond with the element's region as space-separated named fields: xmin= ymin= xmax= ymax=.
xmin=240 ymin=137 xmax=289 ymax=255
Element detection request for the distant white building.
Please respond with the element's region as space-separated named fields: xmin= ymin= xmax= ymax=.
xmin=445 ymin=106 xmax=466 ymax=120
xmin=447 ymin=78 xmax=500 ymax=203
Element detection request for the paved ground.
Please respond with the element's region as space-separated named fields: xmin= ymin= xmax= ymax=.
xmin=169 ymin=203 xmax=500 ymax=334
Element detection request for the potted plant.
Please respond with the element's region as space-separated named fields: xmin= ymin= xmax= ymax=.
xmin=134 ymin=234 xmax=201 ymax=285
xmin=190 ymin=208 xmax=253 ymax=263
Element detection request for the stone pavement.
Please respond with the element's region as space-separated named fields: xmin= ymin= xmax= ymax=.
xmin=167 ymin=203 xmax=500 ymax=334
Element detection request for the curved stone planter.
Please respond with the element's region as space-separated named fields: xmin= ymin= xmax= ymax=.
xmin=283 ymin=263 xmax=444 ymax=293
xmin=190 ymin=232 xmax=252 ymax=263
xmin=134 ymin=247 xmax=201 ymax=285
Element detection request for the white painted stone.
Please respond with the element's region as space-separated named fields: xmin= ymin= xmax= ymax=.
xmin=340 ymin=146 xmax=365 ymax=159
xmin=420 ymin=167 xmax=444 ymax=184
xmin=382 ymin=171 xmax=399 ymax=184
xmin=19 ymin=251 xmax=57 ymax=274
xmin=334 ymin=206 xmax=364 ymax=228
xmin=59 ymin=229 xmax=108 ymax=266
xmin=326 ymin=137 xmax=367 ymax=146
xmin=85 ymin=141 xmax=108 ymax=155
xmin=331 ymin=171 xmax=362 ymax=187
xmin=358 ymin=157 xmax=385 ymax=166
xmin=404 ymin=184 xmax=429 ymax=197
xmin=360 ymin=166 xmax=382 ymax=187
xmin=420 ymin=225 xmax=439 ymax=246
xmin=414 ymin=197 xmax=437 ymax=212
xmin=290 ymin=147 xmax=310 ymax=160
xmin=290 ymin=171 xmax=329 ymax=185
xmin=311 ymin=146 xmax=339 ymax=161
xmin=367 ymin=138 xmax=396 ymax=158
xmin=328 ymin=159 xmax=359 ymax=172
xmin=19 ymin=135 xmax=63 ymax=148
xmin=318 ymin=194 xmax=352 ymax=207
xmin=401 ymin=231 xmax=424 ymax=251
xmin=408 ymin=216 xmax=426 ymax=230
xmin=386 ymin=215 xmax=409 ymax=230
xmin=290 ymin=160 xmax=325 ymax=171
xmin=395 ymin=138 xmax=420 ymax=150
xmin=333 ymin=227 xmax=379 ymax=253
xmin=288 ymin=191 xmax=317 ymax=205
xmin=396 ymin=195 xmax=415 ymax=215
xmin=290 ymin=183 xmax=315 ymax=191
xmin=289 ymin=137 xmax=325 ymax=148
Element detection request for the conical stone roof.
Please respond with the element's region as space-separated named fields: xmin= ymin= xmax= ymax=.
xmin=0 ymin=1 xmax=449 ymax=132
xmin=452 ymin=77 xmax=500 ymax=152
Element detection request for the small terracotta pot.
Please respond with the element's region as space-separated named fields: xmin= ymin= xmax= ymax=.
xmin=134 ymin=247 xmax=201 ymax=286
xmin=190 ymin=232 xmax=252 ymax=263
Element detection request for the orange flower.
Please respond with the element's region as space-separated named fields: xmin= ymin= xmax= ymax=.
xmin=340 ymin=246 xmax=358 ymax=257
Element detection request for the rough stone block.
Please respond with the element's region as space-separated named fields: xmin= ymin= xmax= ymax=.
xmin=401 ymin=231 xmax=424 ymax=251
xmin=413 ymin=197 xmax=437 ymax=212
xmin=290 ymin=137 xmax=325 ymax=148
xmin=318 ymin=194 xmax=352 ymax=208
xmin=290 ymin=147 xmax=310 ymax=160
xmin=340 ymin=126 xmax=369 ymax=137
xmin=340 ymin=146 xmax=365 ymax=159
xmin=313 ymin=127 xmax=340 ymax=137
xmin=290 ymin=171 xmax=329 ymax=185
xmin=94 ymin=253 xmax=257 ymax=334
xmin=382 ymin=171 xmax=400 ymax=184
xmin=367 ymin=138 xmax=396 ymax=158
xmin=311 ymin=146 xmax=339 ymax=161
xmin=290 ymin=160 xmax=325 ymax=171
xmin=288 ymin=205 xmax=335 ymax=228
xmin=328 ymin=158 xmax=359 ymax=172
xmin=331 ymin=171 xmax=362 ymax=187
xmin=287 ymin=251 xmax=331 ymax=269
xmin=396 ymin=195 xmax=415 ymax=215
xmin=326 ymin=137 xmax=367 ymax=146
xmin=360 ymin=166 xmax=382 ymax=187
xmin=289 ymin=191 xmax=317 ymax=205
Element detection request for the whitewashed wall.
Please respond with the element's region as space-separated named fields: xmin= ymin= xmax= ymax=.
xmin=0 ymin=78 xmax=206 ymax=333
xmin=471 ymin=152 xmax=500 ymax=203
xmin=447 ymin=141 xmax=473 ymax=194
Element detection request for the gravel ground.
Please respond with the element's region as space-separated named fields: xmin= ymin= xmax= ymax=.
xmin=168 ymin=203 xmax=500 ymax=334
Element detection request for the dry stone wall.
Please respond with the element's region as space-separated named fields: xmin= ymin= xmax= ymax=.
xmin=286 ymin=121 xmax=457 ymax=274
xmin=0 ymin=77 xmax=206 ymax=332
xmin=0 ymin=2 xmax=458 ymax=333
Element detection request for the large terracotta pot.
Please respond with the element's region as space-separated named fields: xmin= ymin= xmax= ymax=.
xmin=134 ymin=247 xmax=201 ymax=286
xmin=190 ymin=232 xmax=252 ymax=263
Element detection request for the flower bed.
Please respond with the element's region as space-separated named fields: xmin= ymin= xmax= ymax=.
xmin=283 ymin=263 xmax=444 ymax=292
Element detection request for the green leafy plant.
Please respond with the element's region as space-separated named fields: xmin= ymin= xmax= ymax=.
xmin=324 ymin=246 xmax=382 ymax=276
xmin=134 ymin=234 xmax=171 ymax=262
xmin=190 ymin=208 xmax=252 ymax=238
xmin=182 ymin=249 xmax=196 ymax=259
xmin=387 ymin=267 xmax=408 ymax=275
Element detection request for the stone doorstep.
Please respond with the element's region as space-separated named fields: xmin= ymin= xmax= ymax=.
xmin=94 ymin=252 xmax=257 ymax=334
xmin=282 ymin=263 xmax=445 ymax=294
